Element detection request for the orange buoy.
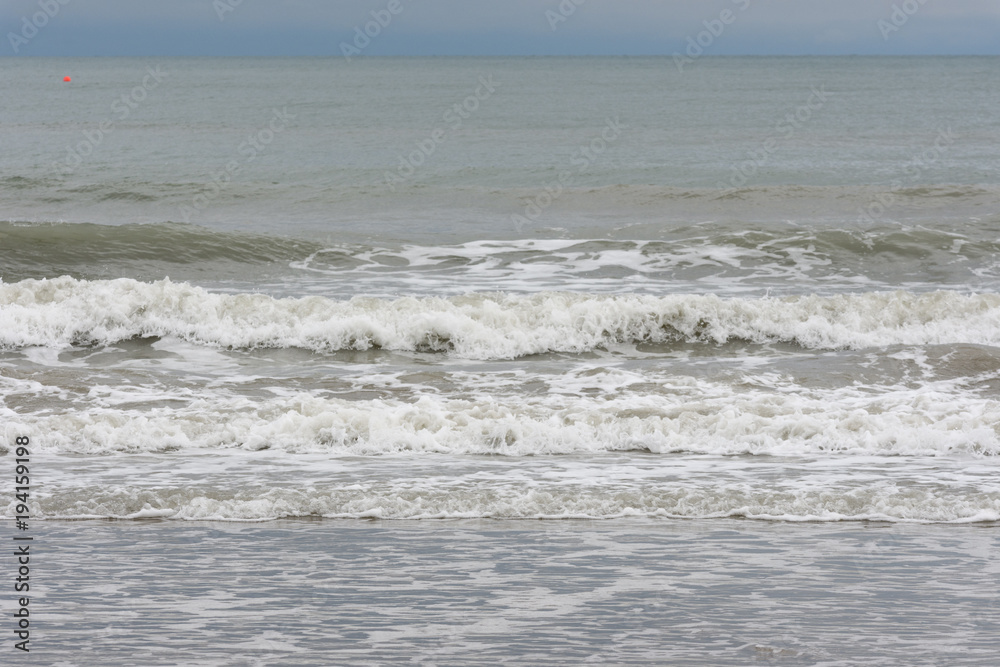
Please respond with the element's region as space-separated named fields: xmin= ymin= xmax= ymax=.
xmin=63 ymin=76 xmax=71 ymax=82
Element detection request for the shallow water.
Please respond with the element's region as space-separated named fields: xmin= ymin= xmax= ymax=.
xmin=31 ymin=519 xmax=1000 ymax=666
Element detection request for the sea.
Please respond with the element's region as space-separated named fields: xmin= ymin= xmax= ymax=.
xmin=2 ymin=56 xmax=999 ymax=665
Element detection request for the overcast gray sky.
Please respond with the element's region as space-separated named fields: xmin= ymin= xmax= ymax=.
xmin=4 ymin=0 xmax=1000 ymax=57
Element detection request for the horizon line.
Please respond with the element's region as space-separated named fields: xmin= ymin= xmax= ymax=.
xmin=4 ymin=53 xmax=999 ymax=58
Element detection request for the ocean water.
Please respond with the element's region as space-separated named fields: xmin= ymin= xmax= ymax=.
xmin=2 ymin=56 xmax=1000 ymax=664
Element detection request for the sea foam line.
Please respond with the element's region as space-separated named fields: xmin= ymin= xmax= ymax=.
xmin=9 ymin=482 xmax=1000 ymax=523
xmin=3 ymin=382 xmax=998 ymax=457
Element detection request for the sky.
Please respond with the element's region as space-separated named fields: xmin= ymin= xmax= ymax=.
xmin=4 ymin=0 xmax=1000 ymax=57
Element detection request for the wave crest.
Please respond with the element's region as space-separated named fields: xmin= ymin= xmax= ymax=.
xmin=2 ymin=277 xmax=999 ymax=357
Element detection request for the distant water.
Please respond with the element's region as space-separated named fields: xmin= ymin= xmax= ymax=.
xmin=2 ymin=57 xmax=999 ymax=664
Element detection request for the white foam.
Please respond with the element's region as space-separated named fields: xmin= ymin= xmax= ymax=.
xmin=13 ymin=475 xmax=1000 ymax=523
xmin=289 ymin=238 xmax=852 ymax=296
xmin=5 ymin=377 xmax=998 ymax=458
xmin=2 ymin=277 xmax=999 ymax=359
xmin=281 ymin=231 xmax=1000 ymax=298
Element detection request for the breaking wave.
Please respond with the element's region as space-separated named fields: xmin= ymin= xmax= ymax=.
xmin=1 ymin=277 xmax=998 ymax=357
